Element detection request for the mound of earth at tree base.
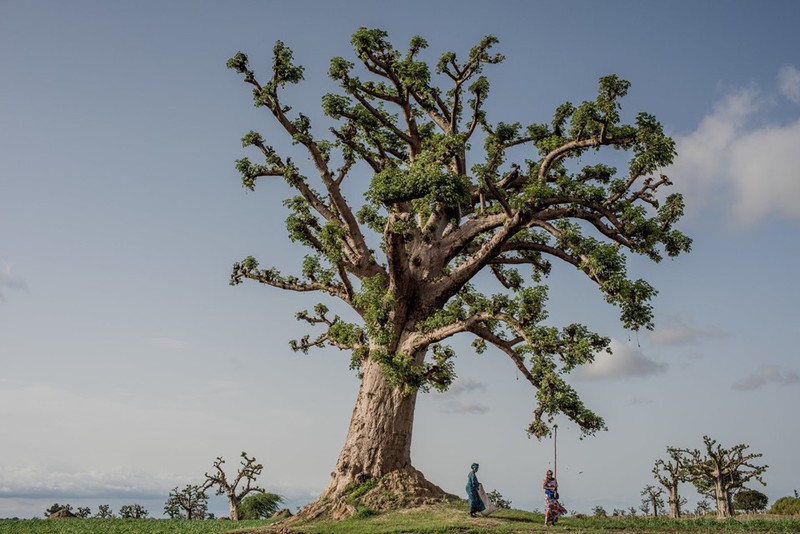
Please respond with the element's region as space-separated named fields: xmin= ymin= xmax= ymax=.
xmin=47 ymin=508 xmax=77 ymax=519
xmin=290 ymin=467 xmax=459 ymax=522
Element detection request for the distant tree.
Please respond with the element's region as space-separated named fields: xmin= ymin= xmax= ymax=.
xmin=118 ymin=504 xmax=148 ymax=519
xmin=164 ymin=484 xmax=209 ymax=520
xmin=770 ymin=496 xmax=800 ymax=515
xmin=75 ymin=507 xmax=91 ymax=518
xmin=592 ymin=505 xmax=607 ymax=517
xmin=694 ymin=499 xmax=712 ymax=516
xmin=203 ymin=451 xmax=265 ymax=520
xmin=238 ymin=492 xmax=284 ymax=519
xmin=627 ymin=506 xmax=637 ymax=517
xmin=674 ymin=435 xmax=768 ymax=518
xmin=227 ymin=26 xmax=691 ymax=518
xmin=640 ymin=485 xmax=664 ymax=518
xmin=653 ymin=447 xmax=685 ymax=518
xmin=486 ymin=489 xmax=511 ymax=509
xmin=611 ymin=508 xmax=625 ymax=517
xmin=95 ymin=504 xmax=114 ymax=518
xmin=733 ymin=488 xmax=768 ymax=513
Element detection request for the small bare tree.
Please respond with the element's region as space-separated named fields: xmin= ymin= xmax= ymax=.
xmin=203 ymin=451 xmax=265 ymax=520
xmin=640 ymin=485 xmax=664 ymax=517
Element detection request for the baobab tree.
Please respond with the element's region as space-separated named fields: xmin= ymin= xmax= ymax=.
xmin=674 ymin=435 xmax=768 ymax=518
xmin=164 ymin=484 xmax=208 ymax=520
xmin=227 ymin=27 xmax=691 ymax=516
xmin=203 ymin=452 xmax=265 ymax=520
xmin=653 ymin=447 xmax=685 ymax=518
xmin=640 ymin=485 xmax=665 ymax=517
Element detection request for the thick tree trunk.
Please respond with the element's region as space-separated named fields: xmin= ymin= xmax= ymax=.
xmin=668 ymin=485 xmax=680 ymax=518
xmin=298 ymin=358 xmax=456 ymax=520
xmin=228 ymin=494 xmax=239 ymax=521
xmin=714 ymin=480 xmax=729 ymax=518
xmin=326 ymin=358 xmax=418 ymax=495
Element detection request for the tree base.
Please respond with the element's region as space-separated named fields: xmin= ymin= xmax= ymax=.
xmin=290 ymin=466 xmax=459 ymax=522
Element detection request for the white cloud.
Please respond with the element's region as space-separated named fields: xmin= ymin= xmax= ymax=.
xmin=732 ymin=364 xmax=800 ymax=390
xmin=573 ymin=339 xmax=667 ymax=380
xmin=778 ymin=65 xmax=800 ymax=103
xmin=668 ymin=67 xmax=800 ymax=225
xmin=0 ymin=465 xmax=172 ymax=500
xmin=648 ymin=315 xmax=726 ymax=346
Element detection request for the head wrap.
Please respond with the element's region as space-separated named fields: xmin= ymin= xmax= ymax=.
xmin=471 ymin=463 xmax=479 ymax=470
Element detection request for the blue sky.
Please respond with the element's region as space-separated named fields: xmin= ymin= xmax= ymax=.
xmin=1 ymin=0 xmax=798 ymax=519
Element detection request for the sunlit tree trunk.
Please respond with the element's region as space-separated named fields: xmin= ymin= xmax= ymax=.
xmin=326 ymin=359 xmax=418 ymax=495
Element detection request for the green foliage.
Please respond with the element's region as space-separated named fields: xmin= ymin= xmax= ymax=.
xmin=95 ymin=505 xmax=114 ymax=518
xmin=164 ymin=485 xmax=208 ymax=520
xmin=771 ymin=496 xmax=800 ymax=515
xmin=734 ymin=488 xmax=769 ymax=513
xmin=486 ymin=489 xmax=511 ymax=509
xmin=344 ymin=477 xmax=380 ymax=504
xmin=238 ymin=492 xmax=284 ymax=519
xmin=592 ymin=505 xmax=608 ymax=517
xmin=228 ymin=27 xmax=692 ymax=441
xmin=117 ymin=504 xmax=148 ymax=519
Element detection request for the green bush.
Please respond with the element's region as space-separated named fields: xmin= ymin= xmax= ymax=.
xmin=770 ymin=496 xmax=800 ymax=515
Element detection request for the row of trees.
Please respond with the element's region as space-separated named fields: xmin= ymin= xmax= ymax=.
xmin=45 ymin=503 xmax=148 ymax=519
xmin=649 ymin=435 xmax=768 ymax=518
xmin=45 ymin=452 xmax=283 ymax=521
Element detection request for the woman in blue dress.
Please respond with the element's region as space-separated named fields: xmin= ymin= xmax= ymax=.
xmin=466 ymin=463 xmax=485 ymax=517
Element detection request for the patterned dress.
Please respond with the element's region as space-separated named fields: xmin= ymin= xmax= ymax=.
xmin=543 ymin=475 xmax=566 ymax=525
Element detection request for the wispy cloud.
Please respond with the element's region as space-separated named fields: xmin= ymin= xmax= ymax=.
xmin=668 ymin=65 xmax=800 ymax=225
xmin=0 ymin=261 xmax=27 ymax=302
xmin=648 ymin=315 xmax=726 ymax=346
xmin=573 ymin=339 xmax=667 ymax=380
xmin=436 ymin=378 xmax=489 ymax=414
xmin=732 ymin=364 xmax=800 ymax=390
xmin=778 ymin=65 xmax=800 ymax=103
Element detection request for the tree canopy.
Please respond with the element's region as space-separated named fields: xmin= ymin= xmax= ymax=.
xmin=228 ymin=27 xmax=690 ymax=441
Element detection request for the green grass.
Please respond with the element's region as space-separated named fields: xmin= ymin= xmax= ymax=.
xmin=277 ymin=502 xmax=800 ymax=534
xmin=1 ymin=505 xmax=798 ymax=534
xmin=0 ymin=518 xmax=275 ymax=534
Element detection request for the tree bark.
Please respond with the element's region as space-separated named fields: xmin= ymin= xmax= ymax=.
xmin=326 ymin=358 xmax=418 ymax=495
xmin=714 ymin=479 xmax=729 ymax=518
xmin=668 ymin=485 xmax=680 ymax=518
xmin=228 ymin=494 xmax=239 ymax=521
xmin=298 ymin=357 xmax=455 ymax=520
